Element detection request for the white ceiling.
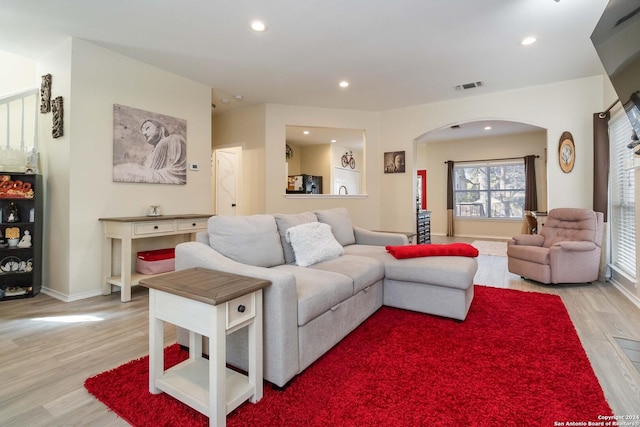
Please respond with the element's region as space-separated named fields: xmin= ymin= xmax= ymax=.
xmin=0 ymin=0 xmax=610 ymax=138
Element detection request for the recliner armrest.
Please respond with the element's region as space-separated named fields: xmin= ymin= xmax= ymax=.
xmin=551 ymin=241 xmax=597 ymax=252
xmin=510 ymin=234 xmax=544 ymax=247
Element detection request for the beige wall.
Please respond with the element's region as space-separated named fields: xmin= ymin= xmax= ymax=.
xmin=379 ymin=76 xmax=608 ymax=234
xmin=418 ymin=131 xmax=547 ymax=239
xmin=264 ymin=104 xmax=383 ymax=228
xmin=212 ymin=104 xmax=266 ymax=215
xmin=37 ymin=39 xmax=212 ymax=300
xmin=0 ymin=50 xmax=36 ymax=94
xmin=214 ymin=77 xmax=609 ymax=234
xmin=285 ymin=142 xmax=302 ymax=175
xmin=300 ymin=144 xmax=331 ymax=193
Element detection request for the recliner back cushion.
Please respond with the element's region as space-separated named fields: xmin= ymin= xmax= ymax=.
xmin=314 ymin=207 xmax=356 ymax=246
xmin=208 ymin=215 xmax=285 ymax=267
xmin=540 ymin=208 xmax=598 ymax=247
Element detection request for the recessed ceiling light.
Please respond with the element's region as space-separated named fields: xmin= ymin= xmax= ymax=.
xmin=339 ymin=81 xmax=350 ymax=88
xmin=221 ymin=98 xmax=230 ymax=104
xmin=250 ymin=20 xmax=267 ymax=32
xmin=303 ymin=130 xmax=310 ymax=135
xmin=484 ymin=126 xmax=492 ymax=131
xmin=233 ymin=95 xmax=244 ymax=101
xmin=521 ymin=37 xmax=537 ymax=46
xmin=331 ymin=139 xmax=337 ymax=143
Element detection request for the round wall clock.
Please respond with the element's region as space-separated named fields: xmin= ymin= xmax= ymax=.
xmin=558 ymin=131 xmax=575 ymax=173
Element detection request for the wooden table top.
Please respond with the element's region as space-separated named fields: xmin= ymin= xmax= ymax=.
xmin=139 ymin=267 xmax=271 ymax=306
xmin=98 ymin=214 xmax=211 ymax=222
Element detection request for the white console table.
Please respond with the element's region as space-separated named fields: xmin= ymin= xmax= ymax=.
xmin=99 ymin=214 xmax=210 ymax=302
xmin=140 ymin=268 xmax=270 ymax=427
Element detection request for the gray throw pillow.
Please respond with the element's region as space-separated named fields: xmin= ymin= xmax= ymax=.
xmin=314 ymin=207 xmax=356 ymax=246
xmin=208 ymin=215 xmax=284 ymax=267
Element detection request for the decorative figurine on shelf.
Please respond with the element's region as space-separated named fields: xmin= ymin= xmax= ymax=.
xmin=17 ymin=230 xmax=32 ymax=248
xmin=5 ymin=202 xmax=19 ymax=223
xmin=5 ymin=227 xmax=20 ymax=247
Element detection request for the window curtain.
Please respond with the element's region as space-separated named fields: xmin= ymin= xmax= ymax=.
xmin=446 ymin=160 xmax=454 ymax=236
xmin=593 ymin=112 xmax=610 ymax=222
xmin=594 ymin=111 xmax=611 ymax=282
xmin=521 ymin=155 xmax=538 ymax=233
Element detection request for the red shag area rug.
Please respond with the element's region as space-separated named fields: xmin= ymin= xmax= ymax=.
xmin=85 ymin=286 xmax=613 ymax=426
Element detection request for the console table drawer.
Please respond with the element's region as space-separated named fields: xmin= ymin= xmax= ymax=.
xmin=177 ymin=218 xmax=208 ymax=231
xmin=134 ymin=221 xmax=176 ymax=235
xmin=227 ymin=293 xmax=255 ymax=331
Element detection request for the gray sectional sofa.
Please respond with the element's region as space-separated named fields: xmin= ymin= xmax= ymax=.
xmin=174 ymin=207 xmax=477 ymax=388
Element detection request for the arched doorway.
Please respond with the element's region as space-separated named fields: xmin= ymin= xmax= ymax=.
xmin=414 ymin=119 xmax=547 ymax=240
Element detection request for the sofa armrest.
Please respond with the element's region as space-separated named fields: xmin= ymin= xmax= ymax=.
xmin=551 ymin=241 xmax=597 ymax=252
xmin=509 ymin=234 xmax=544 ymax=247
xmin=175 ymin=242 xmax=300 ymax=387
xmin=353 ymin=226 xmax=409 ymax=246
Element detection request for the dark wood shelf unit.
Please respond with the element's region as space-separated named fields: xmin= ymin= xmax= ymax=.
xmin=0 ymin=173 xmax=43 ymax=300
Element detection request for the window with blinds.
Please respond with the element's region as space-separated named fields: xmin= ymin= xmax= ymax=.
xmin=609 ymin=113 xmax=636 ymax=278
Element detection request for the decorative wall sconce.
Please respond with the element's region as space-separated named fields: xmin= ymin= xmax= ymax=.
xmin=40 ymin=74 xmax=52 ymax=113
xmin=52 ymin=96 xmax=64 ymax=138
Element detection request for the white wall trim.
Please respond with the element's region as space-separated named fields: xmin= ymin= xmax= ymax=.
xmin=610 ymin=280 xmax=640 ymax=311
xmin=41 ymin=286 xmax=103 ymax=302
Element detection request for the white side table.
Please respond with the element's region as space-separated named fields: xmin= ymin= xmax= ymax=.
xmin=140 ymin=268 xmax=271 ymax=427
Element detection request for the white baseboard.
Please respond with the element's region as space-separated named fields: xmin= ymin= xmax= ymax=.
xmin=41 ymin=287 xmax=103 ymax=302
xmin=610 ymin=280 xmax=640 ymax=310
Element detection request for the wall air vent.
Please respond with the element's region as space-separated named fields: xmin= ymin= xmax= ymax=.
xmin=455 ymin=81 xmax=484 ymax=90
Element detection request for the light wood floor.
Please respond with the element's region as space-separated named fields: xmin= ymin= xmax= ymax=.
xmin=1 ymin=239 xmax=639 ymax=426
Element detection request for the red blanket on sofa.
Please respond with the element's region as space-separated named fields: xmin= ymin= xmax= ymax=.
xmin=385 ymin=243 xmax=479 ymax=259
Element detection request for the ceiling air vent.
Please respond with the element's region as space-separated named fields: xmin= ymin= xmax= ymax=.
xmin=455 ymin=81 xmax=484 ymax=90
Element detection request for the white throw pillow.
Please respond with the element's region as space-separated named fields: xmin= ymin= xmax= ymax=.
xmin=286 ymin=222 xmax=345 ymax=267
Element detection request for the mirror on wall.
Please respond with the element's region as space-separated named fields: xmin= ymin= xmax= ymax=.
xmin=285 ymin=125 xmax=365 ymax=195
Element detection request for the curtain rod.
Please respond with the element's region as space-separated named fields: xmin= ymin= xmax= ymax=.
xmin=443 ymin=155 xmax=539 ymax=164
xmin=599 ymin=99 xmax=620 ymax=118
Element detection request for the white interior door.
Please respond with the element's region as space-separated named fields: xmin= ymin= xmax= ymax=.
xmin=215 ymin=148 xmax=239 ymax=215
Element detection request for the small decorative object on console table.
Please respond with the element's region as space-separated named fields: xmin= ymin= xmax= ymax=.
xmin=140 ymin=268 xmax=270 ymax=427
xmin=0 ymin=173 xmax=43 ymax=301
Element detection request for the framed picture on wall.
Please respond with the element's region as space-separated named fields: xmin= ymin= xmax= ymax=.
xmin=112 ymin=104 xmax=187 ymax=184
xmin=558 ymin=131 xmax=575 ymax=173
xmin=384 ymin=151 xmax=405 ymax=173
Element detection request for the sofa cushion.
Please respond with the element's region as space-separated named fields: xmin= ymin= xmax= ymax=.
xmin=208 ymin=214 xmax=284 ymax=267
xmin=344 ymin=244 xmax=476 ymax=290
xmin=315 ymin=207 xmax=356 ymax=246
xmin=311 ymin=254 xmax=384 ymax=294
xmin=272 ymin=265 xmax=353 ymax=326
xmin=274 ymin=212 xmax=318 ymax=264
xmin=286 ymin=222 xmax=344 ymax=267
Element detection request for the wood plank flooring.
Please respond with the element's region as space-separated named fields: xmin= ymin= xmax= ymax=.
xmin=1 ymin=239 xmax=639 ymax=425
